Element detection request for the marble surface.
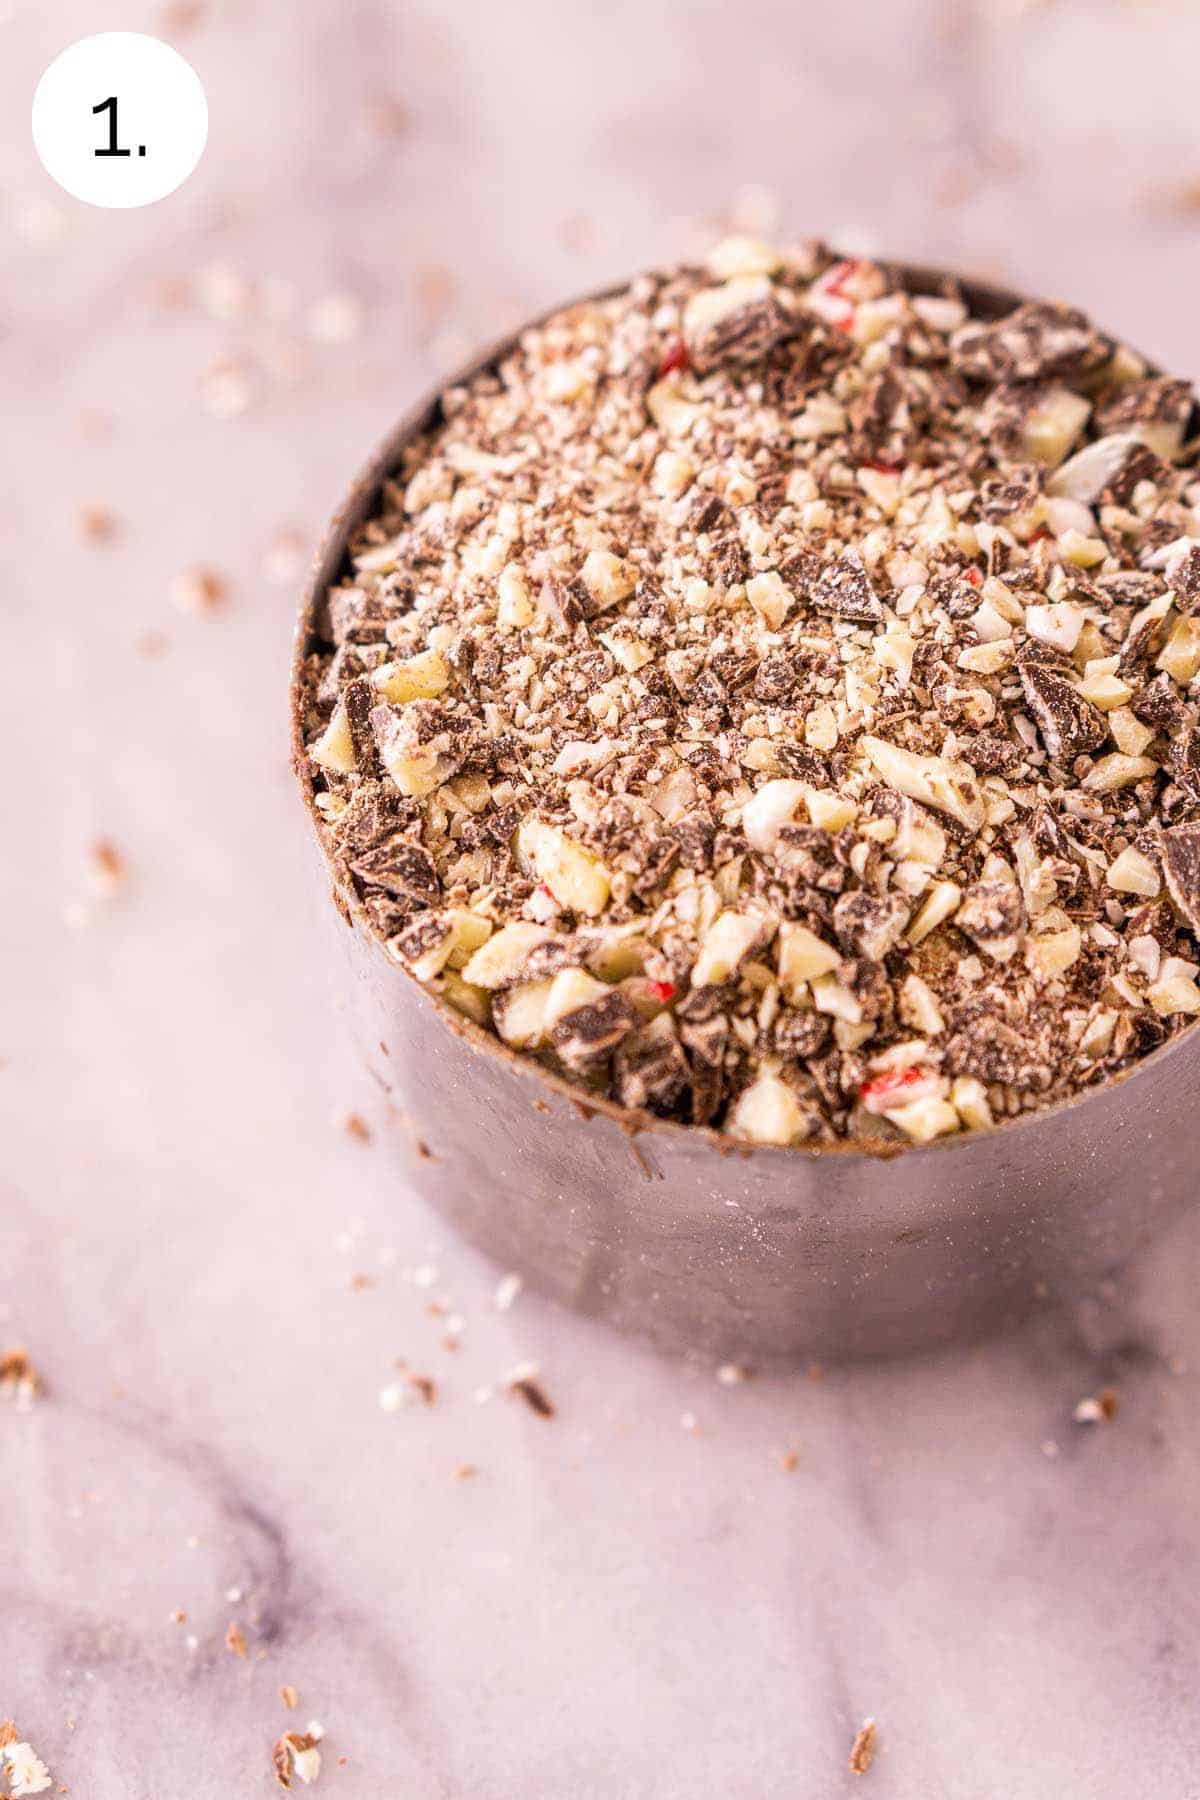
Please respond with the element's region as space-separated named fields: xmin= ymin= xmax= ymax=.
xmin=6 ymin=0 xmax=1200 ymax=1792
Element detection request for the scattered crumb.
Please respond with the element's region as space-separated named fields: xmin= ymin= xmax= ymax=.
xmin=410 ymin=1263 xmax=438 ymax=1290
xmin=279 ymin=1686 xmax=298 ymax=1711
xmin=679 ymin=1410 xmax=700 ymax=1435
xmin=263 ymin=528 xmax=308 ymax=587
xmin=170 ymin=566 xmax=228 ymax=615
xmin=348 ymin=1272 xmax=376 ymax=1293
xmin=77 ymin=504 xmax=118 ymax=544
xmin=159 ymin=0 xmax=206 ymax=32
xmin=505 ymin=1363 xmax=555 ymax=1419
xmin=493 ymin=1272 xmax=522 ymax=1312
xmin=1165 ymin=175 xmax=1200 ymax=216
xmin=340 ymin=1112 xmax=371 ymax=1144
xmin=169 ymin=1608 xmax=187 ymax=1625
xmin=1040 ymin=1439 xmax=1060 ymax=1458
xmin=779 ymin=1448 xmax=800 ymax=1472
xmin=225 ymin=1620 xmax=248 ymax=1659
xmin=362 ymin=92 xmax=409 ymax=138
xmin=272 ymin=1729 xmax=322 ymax=1790
xmin=849 ymin=1717 xmax=878 ymax=1776
xmin=308 ymin=293 xmax=363 ymax=345
xmin=196 ymin=261 xmax=252 ymax=322
xmin=1073 ymin=1388 xmax=1119 ymax=1425
xmin=807 ymin=1363 xmax=825 ymax=1383
xmin=1 ymin=1724 xmax=53 ymax=1796
xmin=413 ymin=265 xmax=455 ymax=323
xmin=200 ymin=355 xmax=257 ymax=419
xmin=87 ymin=839 xmax=127 ymax=898
xmin=379 ymin=1370 xmax=437 ymax=1412
xmin=454 ymin=1462 xmax=478 ymax=1481
xmin=716 ymin=1362 xmax=753 ymax=1386
xmin=0 ymin=1348 xmax=43 ymax=1410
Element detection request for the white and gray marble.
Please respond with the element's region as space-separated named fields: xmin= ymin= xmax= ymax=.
xmin=5 ymin=0 xmax=1200 ymax=1792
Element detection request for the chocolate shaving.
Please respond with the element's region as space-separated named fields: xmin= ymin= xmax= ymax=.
xmin=950 ymin=300 xmax=1113 ymax=384
xmin=1162 ymin=824 xmax=1200 ymax=934
xmin=1017 ymin=650 xmax=1107 ymax=762
xmin=507 ymin=1373 xmax=555 ymax=1417
xmin=811 ymin=555 xmax=883 ymax=622
xmin=686 ymin=288 xmax=798 ymax=375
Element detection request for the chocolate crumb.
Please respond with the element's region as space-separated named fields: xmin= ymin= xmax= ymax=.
xmin=170 ymin=566 xmax=228 ymax=615
xmin=0 ymin=1347 xmax=43 ymax=1409
xmin=849 ymin=1718 xmax=878 ymax=1775
xmin=78 ymin=503 xmax=118 ymax=543
xmin=1073 ymin=1388 xmax=1119 ymax=1424
xmin=272 ymin=1730 xmax=322 ymax=1790
xmin=506 ymin=1366 xmax=556 ymax=1418
xmin=87 ymin=839 xmax=127 ymax=897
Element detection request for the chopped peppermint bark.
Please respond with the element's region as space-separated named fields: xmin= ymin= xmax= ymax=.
xmin=299 ymin=240 xmax=1200 ymax=1145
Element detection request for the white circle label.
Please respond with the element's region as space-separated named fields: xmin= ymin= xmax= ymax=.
xmin=32 ymin=33 xmax=208 ymax=210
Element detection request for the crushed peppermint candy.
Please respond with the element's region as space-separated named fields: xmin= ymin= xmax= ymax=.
xmin=848 ymin=1717 xmax=878 ymax=1776
xmin=0 ymin=1724 xmax=53 ymax=1798
xmin=0 ymin=1348 xmax=43 ymax=1410
xmin=1073 ymin=1387 xmax=1119 ymax=1424
xmin=272 ymin=1722 xmax=324 ymax=1789
xmin=298 ymin=236 xmax=1200 ymax=1146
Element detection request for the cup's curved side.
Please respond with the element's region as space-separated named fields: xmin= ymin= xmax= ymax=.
xmin=330 ymin=902 xmax=1198 ymax=1360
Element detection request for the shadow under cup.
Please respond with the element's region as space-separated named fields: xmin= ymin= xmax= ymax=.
xmin=292 ymin=262 xmax=1200 ymax=1363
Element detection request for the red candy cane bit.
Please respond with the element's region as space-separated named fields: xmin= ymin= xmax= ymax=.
xmin=1028 ymin=524 xmax=1053 ymax=545
xmin=858 ymin=1067 xmax=940 ymax=1115
xmin=863 ymin=458 xmax=902 ymax=475
xmin=823 ymin=257 xmax=864 ymax=299
xmin=809 ymin=260 xmax=861 ymax=333
xmin=964 ymin=565 xmax=983 ymax=587
xmin=656 ymin=338 xmax=690 ymax=379
xmin=647 ymin=979 xmax=676 ymax=1003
